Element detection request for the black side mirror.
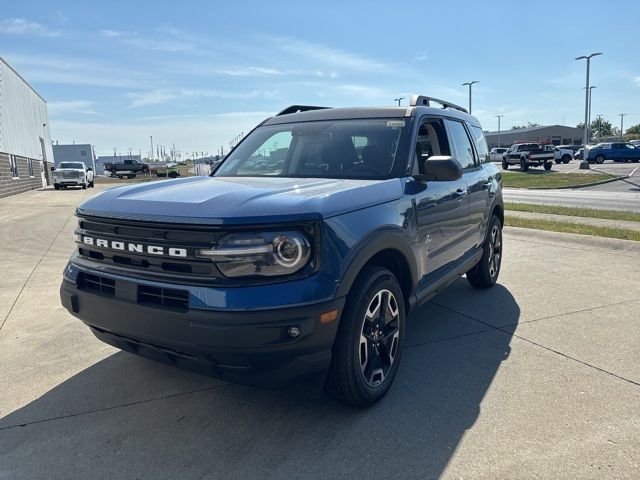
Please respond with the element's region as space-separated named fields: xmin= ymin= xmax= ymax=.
xmin=414 ymin=156 xmax=463 ymax=182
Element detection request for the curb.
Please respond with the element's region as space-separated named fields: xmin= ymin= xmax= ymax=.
xmin=503 ymin=174 xmax=624 ymax=190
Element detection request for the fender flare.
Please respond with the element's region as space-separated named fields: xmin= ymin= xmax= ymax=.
xmin=335 ymin=228 xmax=418 ymax=299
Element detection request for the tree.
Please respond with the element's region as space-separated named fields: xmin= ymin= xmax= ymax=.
xmin=511 ymin=122 xmax=543 ymax=130
xmin=577 ymin=118 xmax=614 ymax=138
xmin=625 ymin=124 xmax=640 ymax=138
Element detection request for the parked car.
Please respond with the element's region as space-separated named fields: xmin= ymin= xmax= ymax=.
xmin=502 ymin=143 xmax=555 ymax=171
xmin=155 ymin=166 xmax=180 ymax=178
xmin=558 ymin=144 xmax=581 ymax=153
xmin=586 ymin=142 xmax=640 ymax=164
xmin=629 ymin=140 xmax=640 ymax=148
xmin=489 ymin=147 xmax=508 ymax=162
xmin=103 ymin=158 xmax=149 ymax=178
xmin=53 ymin=162 xmax=94 ymax=190
xmin=60 ymin=95 xmax=504 ymax=407
xmin=574 ymin=147 xmax=585 ymax=160
xmin=542 ymin=145 xmax=573 ymax=164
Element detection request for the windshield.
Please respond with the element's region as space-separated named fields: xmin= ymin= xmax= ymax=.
xmin=215 ymin=119 xmax=406 ymax=179
xmin=58 ymin=162 xmax=84 ymax=169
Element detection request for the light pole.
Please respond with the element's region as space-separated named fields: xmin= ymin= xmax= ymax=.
xmin=495 ymin=114 xmax=504 ymax=147
xmin=619 ymin=113 xmax=626 ymax=141
xmin=575 ymin=52 xmax=602 ymax=169
xmin=586 ymin=86 xmax=596 ymax=142
xmin=393 ymin=97 xmax=404 ymax=106
xmin=462 ymin=81 xmax=478 ymax=114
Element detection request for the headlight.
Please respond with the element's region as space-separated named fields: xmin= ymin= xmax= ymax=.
xmin=197 ymin=231 xmax=312 ymax=278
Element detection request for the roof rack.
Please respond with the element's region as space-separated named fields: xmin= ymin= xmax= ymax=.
xmin=409 ymin=95 xmax=468 ymax=113
xmin=276 ymin=105 xmax=331 ymax=116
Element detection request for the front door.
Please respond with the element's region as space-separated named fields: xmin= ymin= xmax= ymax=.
xmin=411 ymin=118 xmax=471 ymax=277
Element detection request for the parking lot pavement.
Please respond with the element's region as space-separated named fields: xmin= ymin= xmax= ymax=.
xmin=1 ymin=186 xmax=640 ymax=479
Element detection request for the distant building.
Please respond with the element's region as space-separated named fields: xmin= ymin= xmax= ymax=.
xmin=0 ymin=56 xmax=53 ymax=198
xmin=53 ymin=144 xmax=96 ymax=171
xmin=95 ymin=154 xmax=142 ymax=174
xmin=484 ymin=125 xmax=584 ymax=149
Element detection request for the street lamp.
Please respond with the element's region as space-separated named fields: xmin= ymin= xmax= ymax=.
xmin=583 ymin=86 xmax=596 ymax=142
xmin=495 ymin=114 xmax=504 ymax=147
xmin=462 ymin=81 xmax=478 ymax=114
xmin=575 ymin=52 xmax=602 ymax=169
xmin=619 ymin=113 xmax=626 ymax=141
xmin=393 ymin=97 xmax=405 ymax=106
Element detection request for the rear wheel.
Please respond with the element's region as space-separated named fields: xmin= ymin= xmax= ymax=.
xmin=544 ymin=161 xmax=552 ymax=171
xmin=555 ymin=159 xmax=561 ymax=164
xmin=502 ymin=159 xmax=509 ymax=170
xmin=595 ymin=155 xmax=605 ymax=164
xmin=520 ymin=158 xmax=529 ymax=172
xmin=326 ymin=266 xmax=405 ymax=408
xmin=562 ymin=155 xmax=571 ymax=164
xmin=467 ymin=215 xmax=502 ymax=289
xmin=54 ymin=185 xmax=60 ymax=190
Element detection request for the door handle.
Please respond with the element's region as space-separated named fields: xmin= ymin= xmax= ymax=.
xmin=453 ymin=188 xmax=467 ymax=200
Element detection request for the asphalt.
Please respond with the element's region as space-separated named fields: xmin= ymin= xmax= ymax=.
xmin=503 ymin=187 xmax=640 ymax=212
xmin=1 ymin=185 xmax=639 ymax=480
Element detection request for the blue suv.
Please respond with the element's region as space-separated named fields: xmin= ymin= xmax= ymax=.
xmin=60 ymin=95 xmax=503 ymax=407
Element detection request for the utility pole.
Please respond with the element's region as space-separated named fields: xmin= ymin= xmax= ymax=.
xmin=462 ymin=81 xmax=478 ymax=114
xmin=596 ymin=115 xmax=603 ymax=139
xmin=619 ymin=114 xmax=626 ymax=141
xmin=575 ymin=52 xmax=602 ymax=169
xmin=495 ymin=115 xmax=504 ymax=147
xmin=150 ymin=135 xmax=154 ymax=161
xmin=393 ymin=97 xmax=404 ymax=106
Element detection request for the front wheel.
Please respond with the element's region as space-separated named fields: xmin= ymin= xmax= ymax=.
xmin=562 ymin=155 xmax=571 ymax=164
xmin=595 ymin=155 xmax=605 ymax=164
xmin=555 ymin=159 xmax=561 ymax=164
xmin=467 ymin=215 xmax=503 ymax=288
xmin=326 ymin=266 xmax=405 ymax=408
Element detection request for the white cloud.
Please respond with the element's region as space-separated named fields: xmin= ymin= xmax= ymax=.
xmin=126 ymin=88 xmax=277 ymax=108
xmin=634 ymin=76 xmax=640 ymax=86
xmin=100 ymin=29 xmax=194 ymax=52
xmin=0 ymin=18 xmax=61 ymax=37
xmin=274 ymin=37 xmax=386 ymax=71
xmin=4 ymin=53 xmax=154 ymax=89
xmin=48 ymin=100 xmax=97 ymax=116
xmin=415 ymin=52 xmax=428 ymax=61
xmin=100 ymin=29 xmax=122 ymax=37
xmin=221 ymin=66 xmax=284 ymax=76
xmin=51 ymin=112 xmax=272 ymax=156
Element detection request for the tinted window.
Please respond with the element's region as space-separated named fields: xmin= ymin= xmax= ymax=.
xmin=216 ymin=119 xmax=406 ymax=179
xmin=446 ymin=120 xmax=475 ymax=169
xmin=469 ymin=125 xmax=490 ymax=164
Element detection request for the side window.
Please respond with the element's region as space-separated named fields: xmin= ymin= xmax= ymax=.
xmin=413 ymin=118 xmax=451 ymax=174
xmin=10 ymin=155 xmax=19 ymax=178
xmin=28 ymin=159 xmax=35 ymax=177
xmin=445 ymin=120 xmax=475 ymax=169
xmin=469 ymin=125 xmax=490 ymax=164
xmin=237 ymin=130 xmax=293 ymax=176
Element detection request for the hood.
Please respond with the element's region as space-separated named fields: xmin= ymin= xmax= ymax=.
xmin=77 ymin=176 xmax=403 ymax=225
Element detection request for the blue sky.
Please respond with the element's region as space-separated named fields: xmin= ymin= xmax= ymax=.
xmin=1 ymin=0 xmax=639 ymax=157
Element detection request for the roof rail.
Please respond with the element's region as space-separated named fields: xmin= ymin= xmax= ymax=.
xmin=276 ymin=105 xmax=331 ymax=116
xmin=409 ymin=95 xmax=468 ymax=114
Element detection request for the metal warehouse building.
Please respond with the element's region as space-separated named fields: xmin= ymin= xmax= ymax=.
xmin=0 ymin=56 xmax=53 ymax=199
xmin=484 ymin=125 xmax=584 ymax=149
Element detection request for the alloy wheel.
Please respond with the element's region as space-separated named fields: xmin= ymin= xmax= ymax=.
xmin=488 ymin=225 xmax=502 ymax=277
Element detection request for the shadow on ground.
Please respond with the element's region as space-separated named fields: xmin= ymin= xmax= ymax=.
xmin=1 ymin=281 xmax=519 ymax=480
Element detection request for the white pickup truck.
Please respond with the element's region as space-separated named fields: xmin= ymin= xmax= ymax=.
xmin=52 ymin=162 xmax=95 ymax=190
xmin=542 ymin=145 xmax=574 ymax=164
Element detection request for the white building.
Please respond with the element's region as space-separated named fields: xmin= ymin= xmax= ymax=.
xmin=0 ymin=56 xmax=53 ymax=198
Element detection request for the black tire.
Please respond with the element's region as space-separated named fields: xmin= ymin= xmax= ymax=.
xmin=595 ymin=155 xmax=605 ymax=164
xmin=169 ymin=171 xmax=179 ymax=178
xmin=555 ymin=159 xmax=561 ymax=164
xmin=467 ymin=215 xmax=503 ymax=289
xmin=54 ymin=185 xmax=60 ymax=190
xmin=82 ymin=183 xmax=87 ymax=189
xmin=326 ymin=265 xmax=405 ymax=408
xmin=520 ymin=158 xmax=529 ymax=172
xmin=562 ymin=155 xmax=571 ymax=164
xmin=502 ymin=159 xmax=509 ymax=170
xmin=544 ymin=161 xmax=552 ymax=171
xmin=89 ymin=181 xmax=94 ymax=187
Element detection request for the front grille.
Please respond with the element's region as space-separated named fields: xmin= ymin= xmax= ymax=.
xmin=138 ymin=285 xmax=189 ymax=310
xmin=79 ymin=273 xmax=115 ymax=297
xmin=75 ymin=217 xmax=226 ymax=282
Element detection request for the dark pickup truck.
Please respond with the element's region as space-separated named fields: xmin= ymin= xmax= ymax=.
xmin=60 ymin=95 xmax=504 ymax=407
xmin=104 ymin=158 xmax=150 ymax=178
xmin=502 ymin=143 xmax=555 ymax=171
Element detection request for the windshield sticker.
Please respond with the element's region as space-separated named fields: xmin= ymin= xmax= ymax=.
xmin=387 ymin=120 xmax=405 ymax=128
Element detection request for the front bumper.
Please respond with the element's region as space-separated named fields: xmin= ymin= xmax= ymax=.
xmin=55 ymin=178 xmax=85 ymax=186
xmin=60 ymin=270 xmax=345 ymax=389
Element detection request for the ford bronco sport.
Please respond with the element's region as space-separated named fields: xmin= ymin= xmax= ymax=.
xmin=60 ymin=95 xmax=504 ymax=407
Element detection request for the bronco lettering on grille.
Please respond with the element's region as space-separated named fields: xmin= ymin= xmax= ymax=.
xmin=77 ymin=235 xmax=187 ymax=258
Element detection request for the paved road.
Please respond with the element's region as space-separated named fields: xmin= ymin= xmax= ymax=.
xmin=494 ymin=160 xmax=640 ymax=178
xmin=503 ymin=187 xmax=640 ymax=212
xmin=2 ymin=185 xmax=640 ymax=479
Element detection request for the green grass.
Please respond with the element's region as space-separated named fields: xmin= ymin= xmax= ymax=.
xmin=505 ymin=203 xmax=640 ymax=223
xmin=505 ymin=216 xmax=640 ymax=242
xmin=501 ymin=172 xmax=615 ymax=188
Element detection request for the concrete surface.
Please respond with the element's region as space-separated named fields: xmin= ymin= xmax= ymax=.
xmin=1 ymin=185 xmax=639 ymax=480
xmin=505 ymin=209 xmax=640 ymax=232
